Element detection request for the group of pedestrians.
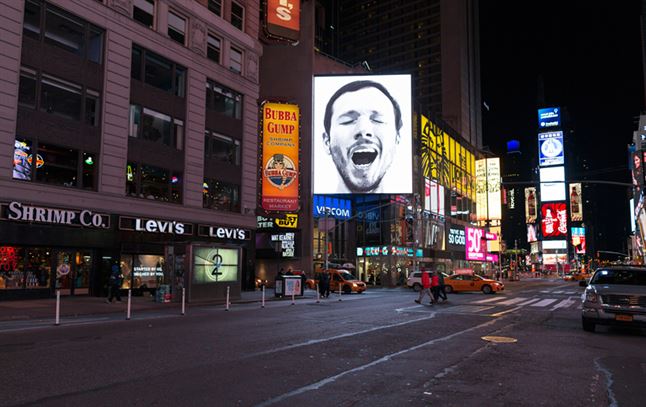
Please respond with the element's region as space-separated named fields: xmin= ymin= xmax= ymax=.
xmin=414 ymin=269 xmax=447 ymax=305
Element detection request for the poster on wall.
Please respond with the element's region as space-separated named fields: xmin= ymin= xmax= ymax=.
xmin=541 ymin=202 xmax=568 ymax=238
xmin=312 ymin=74 xmax=412 ymax=194
xmin=261 ymin=102 xmax=300 ymax=211
xmin=193 ymin=247 xmax=239 ymax=284
xmin=525 ymin=187 xmax=537 ymax=223
xmin=569 ymin=183 xmax=583 ymax=221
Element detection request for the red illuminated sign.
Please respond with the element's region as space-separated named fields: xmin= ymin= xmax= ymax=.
xmin=265 ymin=0 xmax=300 ymax=42
xmin=541 ymin=202 xmax=567 ymax=238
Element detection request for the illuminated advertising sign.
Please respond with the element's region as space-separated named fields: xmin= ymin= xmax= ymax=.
xmin=538 ymin=131 xmax=564 ymax=166
xmin=540 ymin=182 xmax=566 ymax=202
xmin=447 ymin=224 xmax=466 ymax=249
xmin=486 ymin=158 xmax=502 ymax=220
xmin=312 ymin=195 xmax=351 ymax=219
xmin=632 ymin=151 xmax=643 ymax=190
xmin=538 ymin=107 xmax=561 ymax=128
xmin=525 ymin=187 xmax=537 ymax=223
xmin=313 ymin=75 xmax=412 ymax=194
xmin=13 ymin=139 xmax=32 ymax=180
xmin=261 ymin=102 xmax=300 ymax=211
xmin=527 ymin=224 xmax=538 ymax=243
xmin=193 ymin=247 xmax=239 ymax=284
xmin=256 ymin=214 xmax=298 ymax=229
xmin=424 ymin=178 xmax=445 ymax=216
xmin=571 ymin=227 xmax=586 ymax=254
xmin=265 ymin=0 xmax=300 ymax=42
xmin=539 ymin=166 xmax=565 ymax=182
xmin=465 ymin=227 xmax=486 ymax=261
xmin=475 ymin=159 xmax=488 ymax=221
xmin=541 ymin=202 xmax=568 ymax=238
xmin=569 ymin=183 xmax=583 ymax=221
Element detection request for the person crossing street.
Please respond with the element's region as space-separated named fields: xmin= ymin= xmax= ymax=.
xmin=414 ymin=269 xmax=434 ymax=305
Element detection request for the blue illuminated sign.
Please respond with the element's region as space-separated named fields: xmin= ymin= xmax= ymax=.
xmin=538 ymin=131 xmax=564 ymax=167
xmin=313 ymin=195 xmax=352 ymax=219
xmin=538 ymin=107 xmax=560 ymax=128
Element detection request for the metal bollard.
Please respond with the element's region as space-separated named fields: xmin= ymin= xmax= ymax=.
xmin=316 ymin=283 xmax=320 ymax=303
xmin=261 ymin=285 xmax=265 ymax=308
xmin=225 ymin=286 xmax=230 ymax=311
xmin=181 ymin=287 xmax=186 ymax=315
xmin=291 ymin=291 xmax=295 ymax=305
xmin=126 ymin=289 xmax=132 ymax=320
xmin=55 ymin=289 xmax=61 ymax=326
xmin=338 ymin=284 xmax=342 ymax=301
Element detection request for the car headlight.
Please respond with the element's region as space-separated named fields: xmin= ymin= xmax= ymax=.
xmin=352 ymin=283 xmax=357 ymax=287
xmin=585 ymin=290 xmax=598 ymax=303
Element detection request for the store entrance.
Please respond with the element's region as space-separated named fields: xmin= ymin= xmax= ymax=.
xmin=55 ymin=250 xmax=93 ymax=296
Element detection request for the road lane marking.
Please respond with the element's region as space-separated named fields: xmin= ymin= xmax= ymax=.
xmin=550 ymin=298 xmax=576 ymax=311
xmin=530 ymin=299 xmax=558 ymax=307
xmin=516 ymin=298 xmax=541 ymax=306
xmin=489 ymin=306 xmax=522 ymax=317
xmin=254 ymin=318 xmax=499 ymax=407
xmin=247 ymin=314 xmax=438 ymax=358
xmin=473 ymin=296 xmax=507 ymax=304
xmin=594 ymin=358 xmax=619 ymax=407
xmin=497 ymin=297 xmax=529 ymax=306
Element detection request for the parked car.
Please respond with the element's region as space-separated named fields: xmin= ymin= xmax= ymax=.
xmin=581 ymin=266 xmax=646 ymax=332
xmin=326 ymin=269 xmax=366 ymax=294
xmin=444 ymin=274 xmax=504 ymax=294
xmin=406 ymin=271 xmax=449 ymax=291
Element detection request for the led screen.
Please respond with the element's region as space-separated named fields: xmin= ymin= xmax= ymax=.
xmin=540 ymin=182 xmax=566 ymax=202
xmin=193 ymin=247 xmax=239 ymax=284
xmin=541 ymin=202 xmax=567 ymax=238
xmin=465 ymin=227 xmax=486 ymax=261
xmin=538 ymin=107 xmax=560 ymax=128
xmin=313 ymin=74 xmax=412 ymax=194
xmin=538 ymin=131 xmax=564 ymax=167
xmin=539 ymin=166 xmax=565 ymax=182
xmin=527 ymin=224 xmax=538 ymax=243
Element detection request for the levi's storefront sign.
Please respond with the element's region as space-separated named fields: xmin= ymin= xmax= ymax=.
xmin=197 ymin=224 xmax=251 ymax=241
xmin=465 ymin=227 xmax=486 ymax=261
xmin=2 ymin=201 xmax=110 ymax=228
xmin=119 ymin=216 xmax=193 ymax=235
xmin=265 ymin=0 xmax=300 ymax=42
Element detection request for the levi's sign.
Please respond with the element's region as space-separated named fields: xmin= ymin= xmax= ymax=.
xmin=198 ymin=224 xmax=251 ymax=240
xmin=119 ymin=216 xmax=193 ymax=235
xmin=2 ymin=201 xmax=110 ymax=228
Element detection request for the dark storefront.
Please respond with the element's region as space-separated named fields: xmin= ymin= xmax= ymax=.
xmin=0 ymin=201 xmax=253 ymax=301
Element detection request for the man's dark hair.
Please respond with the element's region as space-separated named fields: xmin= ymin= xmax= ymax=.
xmin=323 ymin=80 xmax=403 ymax=135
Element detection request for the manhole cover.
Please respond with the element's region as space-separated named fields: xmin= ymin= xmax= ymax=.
xmin=481 ymin=336 xmax=518 ymax=343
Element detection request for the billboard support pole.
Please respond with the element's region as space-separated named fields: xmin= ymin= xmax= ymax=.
xmin=324 ymin=211 xmax=329 ymax=271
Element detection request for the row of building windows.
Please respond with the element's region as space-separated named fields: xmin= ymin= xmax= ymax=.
xmin=12 ymin=138 xmax=240 ymax=212
xmin=133 ymin=0 xmax=245 ymax=74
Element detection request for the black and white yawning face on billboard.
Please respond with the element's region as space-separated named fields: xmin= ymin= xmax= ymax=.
xmin=313 ymin=75 xmax=412 ymax=194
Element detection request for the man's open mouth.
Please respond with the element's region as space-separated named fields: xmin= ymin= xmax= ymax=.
xmin=351 ymin=149 xmax=378 ymax=167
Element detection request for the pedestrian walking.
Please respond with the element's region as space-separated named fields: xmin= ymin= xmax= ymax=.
xmin=414 ymin=269 xmax=433 ymax=305
xmin=106 ymin=263 xmax=123 ymax=303
xmin=437 ymin=271 xmax=448 ymax=302
xmin=319 ymin=269 xmax=330 ymax=298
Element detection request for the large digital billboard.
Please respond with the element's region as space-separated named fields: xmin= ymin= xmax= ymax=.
xmin=475 ymin=158 xmax=501 ymax=221
xmin=465 ymin=227 xmax=486 ymax=261
xmin=569 ymin=183 xmax=583 ymax=221
xmin=527 ymin=224 xmax=538 ymax=243
xmin=525 ymin=187 xmax=537 ymax=223
xmin=541 ymin=202 xmax=568 ymax=238
xmin=538 ymin=107 xmax=561 ymax=128
xmin=313 ymin=75 xmax=412 ymax=194
xmin=540 ymin=182 xmax=566 ymax=202
xmin=538 ymin=131 xmax=564 ymax=167
xmin=424 ymin=178 xmax=445 ymax=216
xmin=193 ymin=247 xmax=239 ymax=284
xmin=571 ymin=227 xmax=586 ymax=254
xmin=261 ymin=102 xmax=300 ymax=211
xmin=539 ymin=166 xmax=565 ymax=182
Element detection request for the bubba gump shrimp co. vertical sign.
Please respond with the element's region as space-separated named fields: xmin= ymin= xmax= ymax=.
xmin=261 ymin=102 xmax=300 ymax=212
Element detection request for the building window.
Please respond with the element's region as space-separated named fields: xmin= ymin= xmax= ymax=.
xmin=20 ymin=68 xmax=101 ymax=125
xmin=13 ymin=138 xmax=97 ymax=190
xmin=229 ymin=47 xmax=242 ymax=74
xmin=23 ymin=1 xmax=104 ymax=64
xmin=126 ymin=162 xmax=182 ymax=203
xmin=131 ymin=45 xmax=186 ymax=97
xmin=207 ymin=34 xmax=221 ymax=63
xmin=133 ymin=0 xmax=155 ymax=28
xmin=167 ymin=10 xmax=186 ymax=45
xmin=231 ymin=2 xmax=244 ymax=31
xmin=203 ymin=178 xmax=240 ymax=212
xmin=205 ymin=80 xmax=242 ymax=119
xmin=129 ymin=105 xmax=184 ymax=150
xmin=205 ymin=131 xmax=240 ymax=166
xmin=207 ymin=0 xmax=221 ymax=16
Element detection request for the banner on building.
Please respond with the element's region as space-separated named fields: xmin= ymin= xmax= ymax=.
xmin=261 ymin=102 xmax=300 ymax=211
xmin=569 ymin=183 xmax=583 ymax=222
xmin=525 ymin=187 xmax=537 ymax=223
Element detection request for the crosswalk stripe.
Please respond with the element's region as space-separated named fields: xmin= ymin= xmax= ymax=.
xmin=553 ymin=290 xmax=564 ymax=294
xmin=497 ymin=297 xmax=529 ymax=306
xmin=516 ymin=298 xmax=542 ymax=306
xmin=473 ymin=296 xmax=507 ymax=304
xmin=551 ymin=298 xmax=576 ymax=311
xmin=531 ymin=298 xmax=558 ymax=307
xmin=540 ymin=290 xmax=551 ymax=293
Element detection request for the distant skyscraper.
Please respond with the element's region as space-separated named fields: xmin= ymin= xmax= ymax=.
xmin=315 ymin=0 xmax=482 ymax=148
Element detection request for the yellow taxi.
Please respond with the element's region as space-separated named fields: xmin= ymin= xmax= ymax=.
xmin=327 ymin=269 xmax=367 ymax=294
xmin=444 ymin=274 xmax=504 ymax=294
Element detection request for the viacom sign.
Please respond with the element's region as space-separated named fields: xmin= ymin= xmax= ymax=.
xmin=313 ymin=195 xmax=351 ymax=220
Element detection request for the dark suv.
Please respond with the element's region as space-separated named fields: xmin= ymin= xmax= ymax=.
xmin=581 ymin=266 xmax=646 ymax=332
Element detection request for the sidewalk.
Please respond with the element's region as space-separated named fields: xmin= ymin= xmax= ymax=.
xmin=0 ymin=288 xmax=319 ymax=323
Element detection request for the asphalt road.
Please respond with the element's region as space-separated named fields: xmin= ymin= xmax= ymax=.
xmin=1 ymin=279 xmax=645 ymax=407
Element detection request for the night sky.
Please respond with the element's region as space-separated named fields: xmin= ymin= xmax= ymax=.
xmin=479 ymin=0 xmax=644 ymax=254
